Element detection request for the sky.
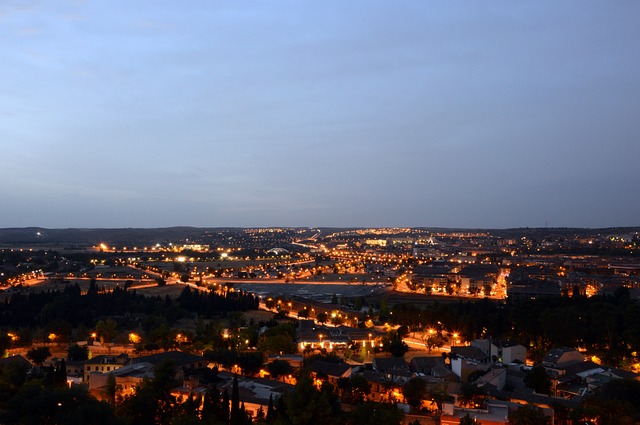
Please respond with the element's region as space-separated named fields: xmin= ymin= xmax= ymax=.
xmin=2 ymin=1 xmax=639 ymax=229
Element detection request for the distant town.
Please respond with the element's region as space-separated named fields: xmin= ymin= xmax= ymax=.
xmin=0 ymin=226 xmax=638 ymax=424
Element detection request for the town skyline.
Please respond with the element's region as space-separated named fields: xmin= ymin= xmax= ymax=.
xmin=1 ymin=219 xmax=639 ymax=423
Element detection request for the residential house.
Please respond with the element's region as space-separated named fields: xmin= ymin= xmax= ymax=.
xmin=308 ymin=360 xmax=352 ymax=388
xmin=131 ymin=351 xmax=207 ymax=372
xmin=451 ymin=346 xmax=491 ymax=382
xmin=361 ymin=370 xmax=404 ymax=404
xmin=410 ymin=356 xmax=444 ymax=375
xmin=441 ymin=399 xmax=554 ymax=425
xmin=217 ymin=371 xmax=294 ymax=419
xmin=89 ymin=362 xmax=155 ymax=398
xmin=372 ymin=356 xmax=413 ymax=384
xmin=471 ymin=339 xmax=526 ymax=365
xmin=84 ymin=354 xmax=129 ymax=383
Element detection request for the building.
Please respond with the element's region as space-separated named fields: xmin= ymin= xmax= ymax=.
xmin=217 ymin=372 xmax=294 ymax=419
xmin=131 ymin=351 xmax=207 ymax=372
xmin=308 ymin=360 xmax=352 ymax=387
xmin=441 ymin=399 xmax=553 ymax=425
xmin=89 ymin=362 xmax=155 ymax=397
xmin=410 ymin=356 xmax=445 ymax=375
xmin=83 ymin=354 xmax=129 ymax=383
xmin=471 ymin=339 xmax=526 ymax=364
xmin=543 ymin=347 xmax=584 ymax=370
xmin=372 ymin=357 xmax=413 ymax=384
xmin=451 ymin=346 xmax=491 ymax=382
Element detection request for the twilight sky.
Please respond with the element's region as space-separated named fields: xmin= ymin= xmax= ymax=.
xmin=2 ymin=1 xmax=639 ymax=229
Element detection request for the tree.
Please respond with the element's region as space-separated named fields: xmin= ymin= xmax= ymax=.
xmin=379 ymin=297 xmax=389 ymax=317
xmin=422 ymin=331 xmax=447 ymax=353
xmin=68 ymin=344 xmax=89 ymax=361
xmin=26 ymin=347 xmax=51 ymax=365
xmin=173 ymin=394 xmax=201 ymax=425
xmin=284 ymin=375 xmax=340 ymax=425
xmin=266 ymin=394 xmax=275 ymax=423
xmin=54 ymin=359 xmax=67 ymax=387
xmin=266 ymin=360 xmax=293 ymax=379
xmin=354 ymin=297 xmax=364 ymax=311
xmin=105 ymin=374 xmax=117 ymax=405
xmin=402 ymin=377 xmax=427 ymax=410
xmin=396 ymin=326 xmax=410 ymax=338
xmin=201 ymin=388 xmax=221 ymax=424
xmin=330 ymin=314 xmax=344 ymax=326
xmin=257 ymin=333 xmax=296 ymax=355
xmin=348 ymin=375 xmax=371 ymax=403
xmin=524 ymin=365 xmax=551 ymax=395
xmin=221 ymin=389 xmax=230 ymax=424
xmin=384 ymin=331 xmax=408 ymax=358
xmin=255 ymin=405 xmax=265 ymax=423
xmin=446 ymin=283 xmax=454 ymax=295
xmin=460 ymin=413 xmax=479 ymax=424
xmin=508 ymin=404 xmax=550 ymax=425
xmin=458 ymin=383 xmax=485 ymax=408
xmin=230 ymin=375 xmax=240 ymax=425
xmin=571 ymin=379 xmax=640 ymax=425
xmin=3 ymin=380 xmax=119 ymax=425
xmin=316 ymin=312 xmax=328 ymax=324
xmin=95 ymin=319 xmax=118 ymax=344
xmin=116 ymin=359 xmax=179 ymax=425
xmin=348 ymin=401 xmax=404 ymax=425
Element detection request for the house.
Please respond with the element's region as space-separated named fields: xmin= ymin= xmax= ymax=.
xmin=507 ymin=279 xmax=561 ymax=300
xmin=87 ymin=351 xmax=209 ymax=399
xmin=452 ymin=346 xmax=490 ymax=365
xmin=64 ymin=360 xmax=85 ymax=385
xmin=471 ymin=339 xmax=526 ymax=364
xmin=84 ymin=354 xmax=129 ymax=383
xmin=131 ymin=351 xmax=207 ymax=371
xmin=451 ymin=346 xmax=491 ymax=382
xmin=217 ymin=372 xmax=294 ymax=419
xmin=296 ymin=320 xmax=382 ymax=352
xmin=372 ymin=356 xmax=413 ymax=384
xmin=89 ymin=362 xmax=155 ymax=397
xmin=0 ymin=354 xmax=32 ymax=370
xmin=475 ymin=368 xmax=507 ymax=391
xmin=491 ymin=340 xmax=526 ymax=364
xmin=430 ymin=364 xmax=458 ymax=384
xmin=441 ymin=399 xmax=554 ymax=425
xmin=308 ymin=360 xmax=351 ymax=387
xmin=410 ymin=356 xmax=444 ymax=375
xmin=361 ymin=370 xmax=404 ymax=403
xmin=549 ymin=359 xmax=638 ymax=399
xmin=266 ymin=354 xmax=303 ymax=369
xmin=542 ymin=347 xmax=586 ymax=392
xmin=543 ymin=347 xmax=584 ymax=370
